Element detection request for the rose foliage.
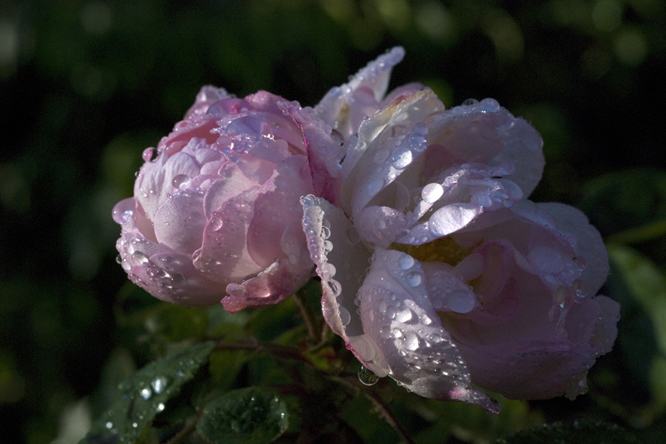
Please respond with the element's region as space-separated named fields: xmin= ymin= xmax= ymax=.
xmin=113 ymin=47 xmax=620 ymax=411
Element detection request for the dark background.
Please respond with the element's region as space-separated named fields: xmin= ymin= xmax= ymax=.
xmin=1 ymin=1 xmax=665 ymax=443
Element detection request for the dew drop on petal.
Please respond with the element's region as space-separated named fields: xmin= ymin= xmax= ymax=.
xmin=396 ymin=307 xmax=413 ymax=322
xmin=448 ymin=289 xmax=476 ymax=314
xmin=358 ymin=365 xmax=379 ymax=386
xmin=421 ymin=183 xmax=444 ymax=204
xmin=405 ymin=331 xmax=420 ymax=351
xmin=171 ymin=174 xmax=190 ymax=189
xmin=339 ymin=306 xmax=351 ymax=326
xmin=398 ymin=255 xmax=414 ymax=270
xmin=391 ymin=146 xmax=413 ymax=169
xmin=405 ymin=271 xmax=422 ymax=287
xmin=142 ymin=147 xmax=155 ymax=162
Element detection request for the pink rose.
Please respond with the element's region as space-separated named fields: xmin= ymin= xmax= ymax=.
xmin=113 ymin=86 xmax=327 ymax=310
xmin=301 ymin=53 xmax=619 ymax=411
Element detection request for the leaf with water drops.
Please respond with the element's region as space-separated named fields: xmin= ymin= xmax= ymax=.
xmin=196 ymin=387 xmax=289 ymax=444
xmin=81 ymin=341 xmax=215 ymax=444
xmin=144 ymin=304 xmax=208 ymax=341
xmin=493 ymin=420 xmax=640 ymax=443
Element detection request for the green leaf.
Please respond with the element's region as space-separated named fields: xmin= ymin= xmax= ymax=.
xmin=578 ymin=169 xmax=666 ymax=239
xmin=608 ymin=244 xmax=666 ymax=410
xmin=80 ymin=341 xmax=215 ymax=444
xmin=144 ymin=304 xmax=208 ymax=341
xmin=197 ymin=387 xmax=289 ymax=444
xmin=493 ymin=420 xmax=640 ymax=443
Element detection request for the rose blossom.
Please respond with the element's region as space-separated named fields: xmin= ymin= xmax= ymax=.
xmin=113 ymin=86 xmax=335 ymax=310
xmin=302 ymin=49 xmax=619 ymax=411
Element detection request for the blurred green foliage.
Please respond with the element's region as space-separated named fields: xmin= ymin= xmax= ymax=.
xmin=1 ymin=0 xmax=665 ymax=443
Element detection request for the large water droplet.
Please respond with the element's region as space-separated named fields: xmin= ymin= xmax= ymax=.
xmin=448 ymin=289 xmax=476 ymax=313
xmin=405 ymin=271 xmax=422 ymax=287
xmin=396 ymin=307 xmax=413 ymax=322
xmin=405 ymin=331 xmax=420 ymax=351
xmin=399 ymin=255 xmax=414 ymax=270
xmin=132 ymin=251 xmax=149 ymax=265
xmin=339 ymin=306 xmax=351 ymax=326
xmin=112 ymin=198 xmax=135 ymax=224
xmin=139 ymin=387 xmax=152 ymax=400
xmin=391 ymin=146 xmax=413 ymax=169
xmin=151 ymin=376 xmax=168 ymax=394
xmin=358 ymin=365 xmax=379 ymax=386
xmin=422 ymin=183 xmax=444 ymax=204
xmin=142 ymin=147 xmax=156 ymax=162
xmin=171 ymin=174 xmax=190 ymax=189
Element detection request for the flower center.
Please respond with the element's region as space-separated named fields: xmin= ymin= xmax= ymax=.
xmin=394 ymin=236 xmax=473 ymax=266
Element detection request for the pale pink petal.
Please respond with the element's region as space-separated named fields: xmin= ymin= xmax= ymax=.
xmin=116 ymin=220 xmax=223 ymax=306
xmin=184 ymin=85 xmax=234 ymax=119
xmin=537 ymin=202 xmax=609 ymax=295
xmin=342 ymin=90 xmax=445 ymax=219
xmin=247 ymin=156 xmax=314 ymax=268
xmin=153 ymin=189 xmax=206 ymax=254
xmin=300 ymin=195 xmax=374 ymax=362
xmin=280 ymin=101 xmax=345 ymax=206
xmin=136 ymin=142 xmax=208 ymax=220
xmin=359 ymin=249 xmax=498 ymax=412
xmin=427 ymin=99 xmax=544 ymax=197
xmin=222 ymin=257 xmax=311 ymax=313
xmin=193 ymin=188 xmax=263 ymax=283
xmin=355 ymin=205 xmax=408 ymax=249
xmin=315 ymin=47 xmax=406 ymax=138
xmin=203 ymin=162 xmax=261 ymax=219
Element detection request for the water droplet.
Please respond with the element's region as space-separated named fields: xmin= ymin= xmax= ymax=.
xmin=346 ymin=226 xmax=361 ymax=244
xmin=209 ymin=214 xmax=223 ymax=231
xmin=156 ymin=403 xmax=165 ymax=412
xmin=106 ymin=422 xmax=113 ymax=429
xmin=142 ymin=147 xmax=155 ymax=162
xmin=380 ymin=326 xmax=391 ymax=339
xmin=405 ymin=331 xmax=420 ymax=351
xmin=171 ymin=174 xmax=190 ymax=189
xmin=115 ymin=254 xmax=123 ymax=264
xmin=396 ymin=307 xmax=413 ymax=322
xmin=399 ymin=255 xmax=414 ymax=270
xmin=405 ymin=271 xmax=421 ymax=287
xmin=421 ymin=183 xmax=444 ymax=204
xmin=112 ymin=198 xmax=135 ymax=224
xmin=339 ymin=306 xmax=351 ymax=326
xmin=139 ymin=387 xmax=151 ymax=400
xmin=448 ymin=289 xmax=476 ymax=313
xmin=151 ymin=376 xmax=168 ymax=394
xmin=328 ymin=279 xmax=341 ymax=296
xmin=392 ymin=327 xmax=403 ymax=338
xmin=420 ymin=314 xmax=432 ymax=325
xmin=132 ymin=251 xmax=149 ymax=265
xmin=462 ymin=98 xmax=478 ymax=106
xmin=386 ymin=305 xmax=396 ymax=320
xmin=366 ymin=178 xmax=384 ymax=195
xmin=391 ymin=146 xmax=413 ymax=169
xmin=358 ymin=365 xmax=379 ymax=386
xmin=320 ymin=225 xmax=331 ymax=239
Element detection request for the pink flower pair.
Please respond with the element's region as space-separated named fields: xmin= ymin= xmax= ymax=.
xmin=113 ymin=48 xmax=619 ymax=411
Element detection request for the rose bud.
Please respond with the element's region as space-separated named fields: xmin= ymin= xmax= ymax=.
xmin=301 ymin=53 xmax=619 ymax=411
xmin=113 ymin=87 xmax=333 ymax=311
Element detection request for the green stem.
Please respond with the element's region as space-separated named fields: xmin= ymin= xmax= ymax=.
xmin=293 ymin=286 xmax=321 ymax=344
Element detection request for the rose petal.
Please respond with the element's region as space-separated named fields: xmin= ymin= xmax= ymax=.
xmin=359 ymin=249 xmax=498 ymax=412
